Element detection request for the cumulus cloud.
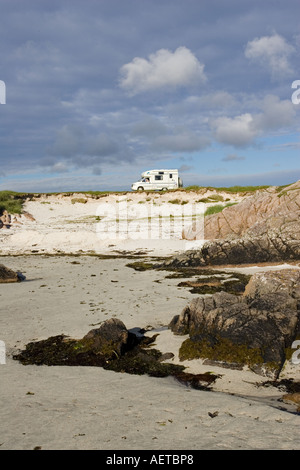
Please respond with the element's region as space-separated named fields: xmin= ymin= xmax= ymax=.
xmin=253 ymin=94 xmax=296 ymax=131
xmin=49 ymin=162 xmax=69 ymax=173
xmin=119 ymin=46 xmax=206 ymax=94
xmin=212 ymin=113 xmax=256 ymax=147
xmin=212 ymin=95 xmax=296 ymax=147
xmin=245 ymin=33 xmax=295 ymax=78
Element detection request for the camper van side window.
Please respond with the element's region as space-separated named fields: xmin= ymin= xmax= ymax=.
xmin=169 ymin=174 xmax=172 ymax=178
xmin=158 ymin=171 xmax=164 ymax=175
xmin=155 ymin=175 xmax=163 ymax=180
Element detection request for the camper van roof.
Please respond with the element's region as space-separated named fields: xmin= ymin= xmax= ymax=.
xmin=143 ymin=169 xmax=178 ymax=172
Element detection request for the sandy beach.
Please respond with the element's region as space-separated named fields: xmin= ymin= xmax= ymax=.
xmin=0 ymin=190 xmax=246 ymax=257
xmin=0 ymin=193 xmax=300 ymax=450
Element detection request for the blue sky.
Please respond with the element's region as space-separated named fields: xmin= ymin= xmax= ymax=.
xmin=0 ymin=0 xmax=299 ymax=192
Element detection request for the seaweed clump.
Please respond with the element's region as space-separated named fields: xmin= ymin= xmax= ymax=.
xmin=13 ymin=318 xmax=219 ymax=390
xmin=177 ymin=272 xmax=251 ymax=295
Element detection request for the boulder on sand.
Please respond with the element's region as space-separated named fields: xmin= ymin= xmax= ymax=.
xmin=169 ymin=269 xmax=300 ymax=378
xmin=14 ymin=318 xmax=137 ymax=367
xmin=81 ymin=318 xmax=138 ymax=358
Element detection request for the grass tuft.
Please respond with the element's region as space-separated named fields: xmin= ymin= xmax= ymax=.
xmin=0 ymin=191 xmax=24 ymax=214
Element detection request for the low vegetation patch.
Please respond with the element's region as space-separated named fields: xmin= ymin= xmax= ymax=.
xmin=0 ymin=191 xmax=24 ymax=215
xmin=168 ymin=199 xmax=189 ymax=205
xmin=71 ymin=198 xmax=88 ymax=204
xmin=177 ymin=272 xmax=251 ymax=295
xmin=197 ymin=194 xmax=225 ymax=203
xmin=179 ymin=335 xmax=265 ymax=367
xmin=204 ymin=202 xmax=237 ymax=216
xmin=126 ymin=261 xmax=157 ymax=271
xmin=184 ymin=185 xmax=270 ymax=193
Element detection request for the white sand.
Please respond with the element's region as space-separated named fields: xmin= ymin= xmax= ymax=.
xmin=0 ymin=193 xmax=300 ymax=450
xmin=0 ymin=191 xmax=245 ymax=257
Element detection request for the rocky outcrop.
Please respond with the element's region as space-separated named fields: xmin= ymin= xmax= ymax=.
xmin=0 ymin=210 xmax=11 ymax=229
xmin=174 ymin=181 xmax=300 ymax=267
xmin=206 ymin=181 xmax=300 ymax=240
xmin=169 ymin=269 xmax=300 ymax=378
xmin=0 ymin=209 xmax=35 ymax=229
xmin=185 ymin=181 xmax=300 ymax=241
xmin=0 ymin=264 xmax=26 ymax=283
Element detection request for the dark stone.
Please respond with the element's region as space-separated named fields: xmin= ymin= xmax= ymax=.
xmin=169 ymin=270 xmax=300 ymax=378
xmin=0 ymin=264 xmax=26 ymax=283
xmin=81 ymin=318 xmax=132 ymax=357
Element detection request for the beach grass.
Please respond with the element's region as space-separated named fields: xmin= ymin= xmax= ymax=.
xmin=184 ymin=184 xmax=271 ymax=193
xmin=204 ymin=202 xmax=237 ymax=216
xmin=0 ymin=191 xmax=24 ymax=214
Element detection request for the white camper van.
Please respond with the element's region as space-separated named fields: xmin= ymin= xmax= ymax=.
xmin=131 ymin=169 xmax=183 ymax=191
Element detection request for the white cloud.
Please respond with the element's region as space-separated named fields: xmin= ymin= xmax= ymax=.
xmin=50 ymin=162 xmax=69 ymax=173
xmin=253 ymin=94 xmax=296 ymax=131
xmin=245 ymin=33 xmax=295 ymax=79
xmin=212 ymin=95 xmax=296 ymax=147
xmin=212 ymin=113 xmax=256 ymax=147
xmin=119 ymin=46 xmax=206 ymax=94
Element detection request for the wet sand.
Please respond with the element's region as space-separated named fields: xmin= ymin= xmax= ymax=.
xmin=0 ymin=255 xmax=299 ymax=450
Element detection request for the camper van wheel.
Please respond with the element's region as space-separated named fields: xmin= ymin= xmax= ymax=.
xmin=162 ymin=187 xmax=168 ymax=191
xmin=137 ymin=186 xmax=144 ymax=191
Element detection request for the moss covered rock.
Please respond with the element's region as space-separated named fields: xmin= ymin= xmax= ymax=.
xmin=170 ymin=270 xmax=300 ymax=378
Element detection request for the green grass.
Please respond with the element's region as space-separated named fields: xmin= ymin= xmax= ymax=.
xmin=204 ymin=202 xmax=237 ymax=216
xmin=0 ymin=191 xmax=24 ymax=214
xmin=71 ymin=198 xmax=88 ymax=204
xmin=197 ymin=194 xmax=225 ymax=203
xmin=168 ymin=199 xmax=189 ymax=205
xmin=185 ymin=185 xmax=271 ymax=193
xmin=213 ymin=185 xmax=270 ymax=193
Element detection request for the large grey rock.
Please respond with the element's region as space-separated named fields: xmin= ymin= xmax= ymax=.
xmin=169 ymin=269 xmax=300 ymax=378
